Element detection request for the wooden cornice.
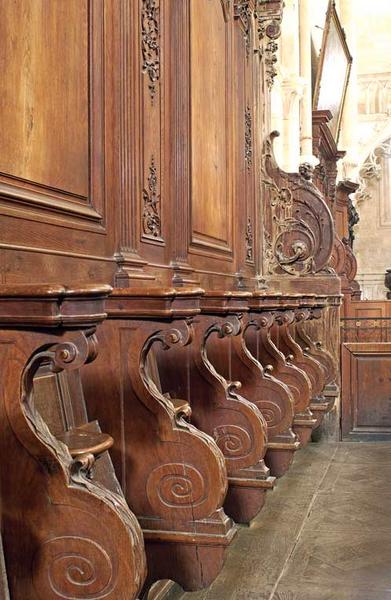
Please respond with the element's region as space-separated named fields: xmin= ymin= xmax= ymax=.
xmin=0 ymin=283 xmax=111 ymax=327
xmin=107 ymin=287 xmax=204 ymax=319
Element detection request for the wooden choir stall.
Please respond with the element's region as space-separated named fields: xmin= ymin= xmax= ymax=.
xmin=0 ymin=1 xmax=343 ymax=598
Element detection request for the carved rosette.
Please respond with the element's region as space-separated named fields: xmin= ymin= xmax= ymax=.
xmin=262 ymin=132 xmax=334 ymax=276
xmin=255 ymin=0 xmax=283 ymax=88
xmin=142 ymin=155 xmax=162 ymax=239
xmin=141 ymin=0 xmax=160 ymax=103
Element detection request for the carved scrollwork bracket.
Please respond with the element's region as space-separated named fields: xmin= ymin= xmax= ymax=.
xmin=262 ymin=131 xmax=334 ymax=276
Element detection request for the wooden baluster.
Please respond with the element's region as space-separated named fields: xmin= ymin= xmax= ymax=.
xmin=82 ymin=288 xmax=236 ymax=593
xmin=0 ymin=284 xmax=146 ymax=600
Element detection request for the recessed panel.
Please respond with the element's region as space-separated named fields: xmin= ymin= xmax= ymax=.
xmin=190 ymin=0 xmax=232 ymax=253
xmin=355 ymin=354 xmax=391 ymax=429
xmin=0 ymin=0 xmax=89 ymax=197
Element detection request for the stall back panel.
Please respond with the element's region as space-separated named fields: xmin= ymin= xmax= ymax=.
xmin=0 ymin=1 xmax=88 ymax=195
xmin=0 ymin=0 xmax=117 ymax=284
xmin=189 ymin=2 xmax=234 ymax=267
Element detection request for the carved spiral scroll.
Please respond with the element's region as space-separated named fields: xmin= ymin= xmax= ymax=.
xmin=256 ymin=400 xmax=283 ymax=429
xmin=34 ymin=536 xmax=114 ymax=599
xmin=212 ymin=424 xmax=253 ymax=460
xmin=262 ymin=131 xmax=334 ymax=275
xmin=146 ymin=463 xmax=207 ymax=516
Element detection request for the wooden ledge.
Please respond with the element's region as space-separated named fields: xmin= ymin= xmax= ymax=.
xmin=107 ymin=287 xmax=205 ymax=319
xmin=57 ymin=427 xmax=113 ymax=458
xmin=0 ymin=283 xmax=112 ymax=328
xmin=200 ymin=290 xmax=251 ymax=314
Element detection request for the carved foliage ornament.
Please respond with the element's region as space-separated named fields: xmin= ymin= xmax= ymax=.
xmin=262 ymin=131 xmax=334 ymax=276
xmin=141 ymin=0 xmax=160 ymax=102
xmin=234 ymin=0 xmax=253 ymax=59
xmin=142 ymin=156 xmax=162 ymax=238
xmin=255 ymin=0 xmax=283 ymax=88
xmin=356 ymin=140 xmax=391 ymax=204
xmin=221 ymin=0 xmax=232 ymax=21
xmin=245 ymin=106 xmax=253 ymax=170
xmin=246 ymin=217 xmax=254 ymax=262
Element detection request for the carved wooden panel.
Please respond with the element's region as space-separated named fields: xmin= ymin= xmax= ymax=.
xmin=0 ymin=285 xmax=146 ymax=600
xmin=0 ymin=0 xmax=120 ymax=285
xmin=189 ymin=1 xmax=234 ymax=258
xmin=262 ymin=132 xmax=334 ymax=278
xmin=342 ymin=343 xmax=391 ymax=440
xmin=0 ymin=0 xmax=104 ymax=225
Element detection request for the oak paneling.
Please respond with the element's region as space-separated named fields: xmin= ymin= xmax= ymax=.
xmin=0 ymin=0 xmax=88 ymax=198
xmin=189 ymin=1 xmax=233 ymax=257
xmin=342 ymin=342 xmax=391 ymax=440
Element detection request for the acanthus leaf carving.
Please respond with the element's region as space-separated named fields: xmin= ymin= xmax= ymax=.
xmin=141 ymin=0 xmax=160 ymax=103
xmin=234 ymin=0 xmax=253 ymax=59
xmin=246 ymin=217 xmax=254 ymax=262
xmin=262 ymin=131 xmax=334 ymax=276
xmin=255 ymin=0 xmax=283 ymax=88
xmin=245 ymin=105 xmax=253 ymax=171
xmin=142 ymin=155 xmax=162 ymax=239
xmin=220 ymin=0 xmax=232 ymax=21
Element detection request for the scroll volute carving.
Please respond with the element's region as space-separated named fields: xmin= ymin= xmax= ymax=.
xmin=0 ymin=284 xmax=146 ymax=600
xmin=262 ymin=131 xmax=335 ymax=277
xmin=272 ymin=304 xmax=326 ymax=402
xmin=296 ymin=303 xmax=338 ymax=390
xmin=83 ymin=288 xmax=237 ymax=591
xmin=246 ymin=294 xmax=318 ymax=447
xmin=155 ymin=290 xmax=275 ymax=524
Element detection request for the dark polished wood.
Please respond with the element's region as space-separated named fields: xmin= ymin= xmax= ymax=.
xmin=0 ymin=284 xmax=146 ymax=600
xmin=156 ymin=290 xmax=275 ymax=524
xmin=246 ymin=294 xmax=317 ymax=449
xmin=83 ymin=288 xmax=237 ymax=592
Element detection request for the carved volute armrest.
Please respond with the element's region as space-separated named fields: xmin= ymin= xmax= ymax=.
xmin=0 ymin=283 xmax=147 ymax=600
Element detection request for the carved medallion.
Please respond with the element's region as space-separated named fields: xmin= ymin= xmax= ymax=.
xmin=142 ymin=156 xmax=162 ymax=238
xmin=141 ymin=0 xmax=160 ymax=102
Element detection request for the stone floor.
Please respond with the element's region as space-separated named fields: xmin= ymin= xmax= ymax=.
xmin=177 ymin=441 xmax=391 ymax=600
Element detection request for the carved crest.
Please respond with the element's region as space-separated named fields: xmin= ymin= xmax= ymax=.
xmin=262 ymin=131 xmax=334 ymax=276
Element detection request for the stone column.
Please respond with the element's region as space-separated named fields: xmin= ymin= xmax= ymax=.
xmin=277 ymin=0 xmax=304 ymax=171
xmin=339 ymin=0 xmax=359 ymax=179
xmin=299 ymin=0 xmax=318 ymax=167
